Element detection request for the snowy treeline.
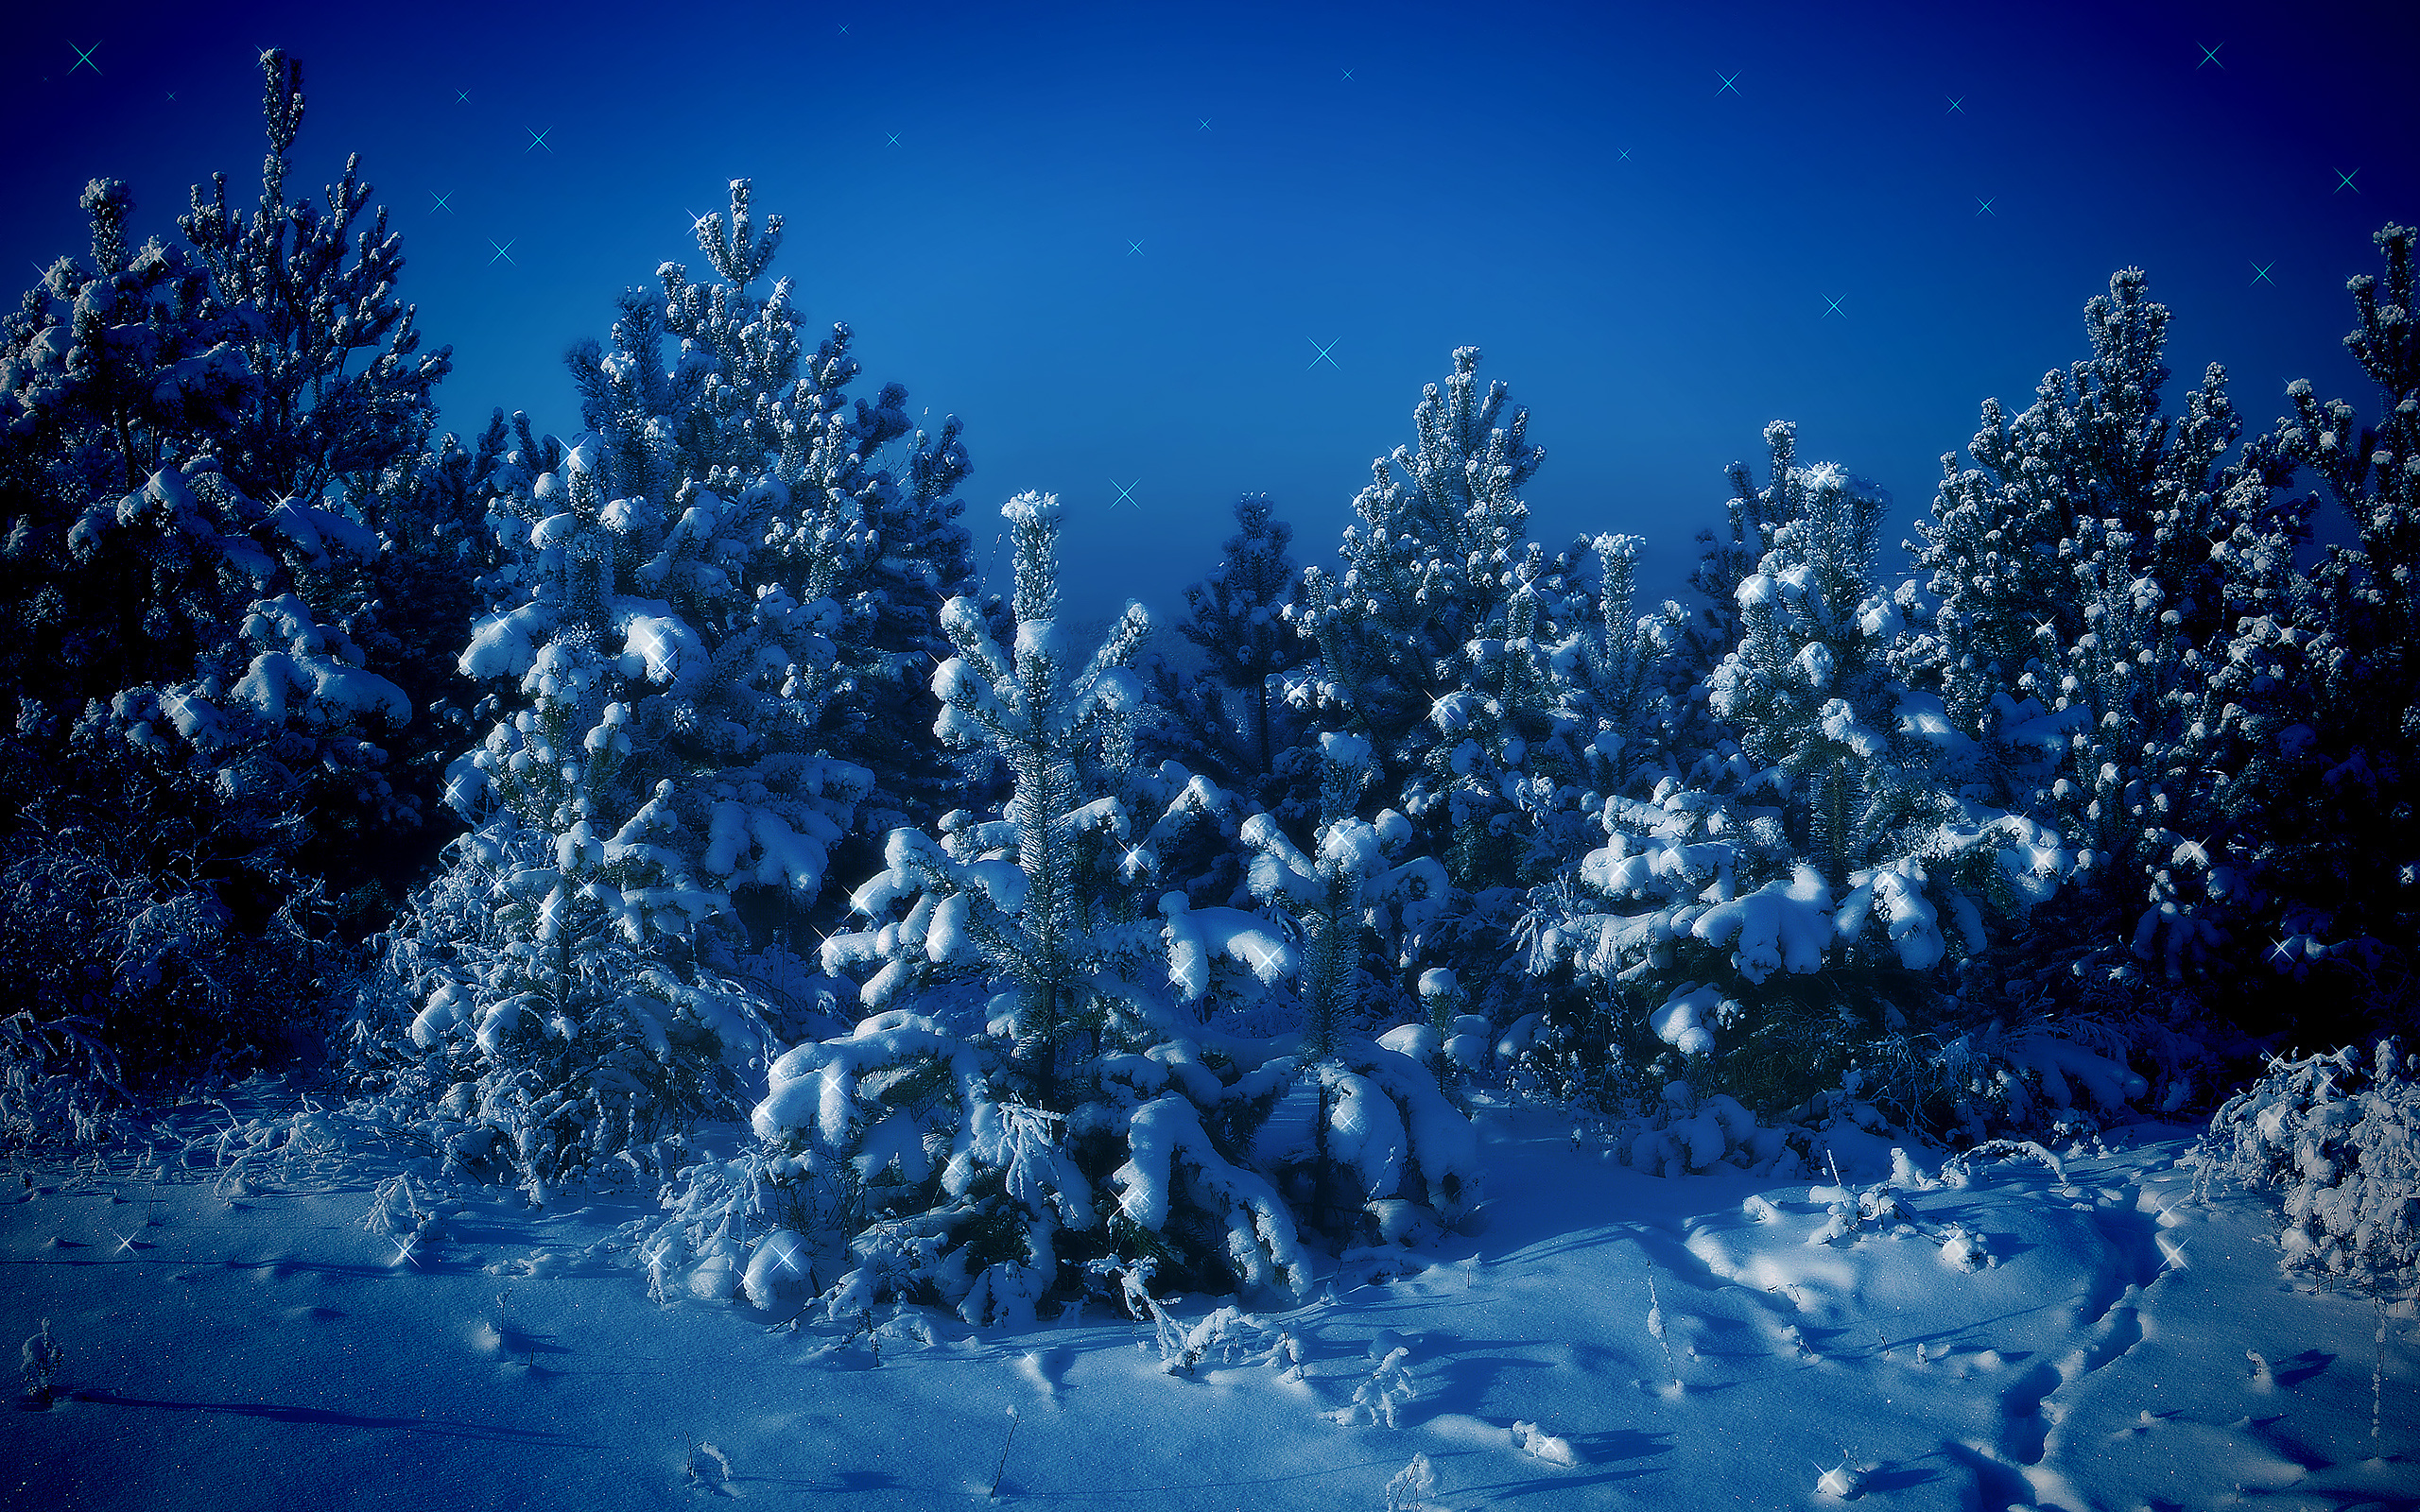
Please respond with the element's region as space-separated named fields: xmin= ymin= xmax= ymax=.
xmin=2 ymin=52 xmax=2414 ymax=1310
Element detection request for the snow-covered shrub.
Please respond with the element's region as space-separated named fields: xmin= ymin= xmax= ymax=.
xmin=2198 ymin=1041 xmax=2419 ymax=1295
xmin=19 ymin=1320 xmax=62 ymax=1408
xmin=0 ymin=829 xmax=352 ymax=1114
xmin=357 ymin=821 xmax=774 ymax=1194
xmin=1385 ymin=1452 xmax=1444 ymax=1512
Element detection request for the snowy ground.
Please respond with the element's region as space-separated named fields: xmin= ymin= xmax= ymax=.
xmin=5 ymin=1087 xmax=2414 ymax=1512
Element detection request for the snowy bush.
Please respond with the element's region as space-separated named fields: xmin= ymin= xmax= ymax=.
xmin=355 ymin=822 xmax=775 ymax=1193
xmin=0 ymin=830 xmax=353 ymax=1118
xmin=2198 ymin=1041 xmax=2419 ymax=1295
xmin=18 ymin=1320 xmax=62 ymax=1408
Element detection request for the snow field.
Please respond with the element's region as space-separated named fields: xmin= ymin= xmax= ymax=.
xmin=4 ymin=1089 xmax=2414 ymax=1511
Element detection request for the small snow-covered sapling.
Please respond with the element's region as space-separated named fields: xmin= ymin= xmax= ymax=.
xmin=1384 ymin=1452 xmax=1442 ymax=1511
xmin=1815 ymin=1455 xmax=1865 ymax=1498
xmin=20 ymin=1319 xmax=63 ymax=1407
xmin=1331 ymin=1348 xmax=1418 ymax=1428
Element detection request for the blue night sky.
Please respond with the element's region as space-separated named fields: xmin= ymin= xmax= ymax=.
xmin=7 ymin=0 xmax=2413 ymax=630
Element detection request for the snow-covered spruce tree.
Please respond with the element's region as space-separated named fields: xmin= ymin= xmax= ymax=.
xmin=1523 ymin=423 xmax=2073 ymax=1132
xmin=727 ymin=493 xmax=1477 ymax=1321
xmin=566 ymin=179 xmax=979 ymax=853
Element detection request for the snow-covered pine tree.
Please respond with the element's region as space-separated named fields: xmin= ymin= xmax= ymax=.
xmin=176 ymin=50 xmax=449 ymax=510
xmin=0 ymin=55 xmax=444 ymax=1088
xmin=1902 ymin=268 xmax=2301 ymax=1021
xmin=2235 ymin=225 xmax=2420 ymax=1039
xmin=1487 ymin=531 xmax=1689 ymax=880
xmin=1174 ymin=493 xmax=1313 ymax=788
xmin=1524 ymin=423 xmax=2068 ymax=1124
xmin=566 ymin=179 xmax=979 ymax=850
xmin=1288 ymin=347 xmax=1545 ymax=885
xmin=736 ymin=493 xmax=1478 ymax=1318
xmin=372 ymin=428 xmax=821 ymax=1191
xmin=368 ymin=180 xmax=994 ymax=1185
xmin=1232 ymin=732 xmax=1474 ymax=1238
xmin=328 ymin=410 xmax=518 ymax=921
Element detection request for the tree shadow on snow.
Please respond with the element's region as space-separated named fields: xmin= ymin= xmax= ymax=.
xmin=1860 ymin=1460 xmax=1942 ymax=1493
xmin=1451 ymin=1465 xmax=1664 ymax=1502
xmin=71 ymin=1389 xmax=605 ymax=1446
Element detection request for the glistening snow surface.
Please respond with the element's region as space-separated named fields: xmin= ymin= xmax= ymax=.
xmin=5 ymin=1087 xmax=2413 ymax=1511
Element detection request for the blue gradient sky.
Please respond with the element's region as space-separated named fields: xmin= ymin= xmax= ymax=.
xmin=9 ymin=0 xmax=2413 ymax=629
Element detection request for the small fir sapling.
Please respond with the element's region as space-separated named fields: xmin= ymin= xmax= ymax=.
xmin=750 ymin=492 xmax=1292 ymax=1314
